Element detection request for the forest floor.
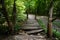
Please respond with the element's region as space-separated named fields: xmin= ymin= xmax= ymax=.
xmin=0 ymin=14 xmax=59 ymax=40
xmin=0 ymin=14 xmax=47 ymax=40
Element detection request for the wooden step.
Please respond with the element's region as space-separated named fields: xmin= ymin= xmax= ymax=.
xmin=23 ymin=23 xmax=39 ymax=27
xmin=20 ymin=27 xmax=41 ymax=30
xmin=23 ymin=23 xmax=39 ymax=26
xmin=26 ymin=29 xmax=44 ymax=34
xmin=26 ymin=20 xmax=37 ymax=24
xmin=23 ymin=25 xmax=39 ymax=27
xmin=26 ymin=22 xmax=38 ymax=24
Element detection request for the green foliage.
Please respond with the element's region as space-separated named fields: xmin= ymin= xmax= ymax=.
xmin=0 ymin=24 xmax=21 ymax=34
xmin=5 ymin=0 xmax=14 ymax=15
xmin=16 ymin=0 xmax=26 ymax=22
xmin=0 ymin=13 xmax=6 ymax=24
xmin=53 ymin=29 xmax=60 ymax=39
xmin=14 ymin=24 xmax=21 ymax=32
xmin=17 ymin=14 xmax=26 ymax=22
xmin=53 ymin=21 xmax=60 ymax=27
xmin=4 ymin=0 xmax=26 ymax=21
xmin=54 ymin=1 xmax=60 ymax=17
xmin=38 ymin=19 xmax=47 ymax=33
xmin=0 ymin=0 xmax=26 ymax=34
xmin=38 ymin=19 xmax=60 ymax=39
xmin=0 ymin=0 xmax=60 ymax=35
xmin=2 ymin=0 xmax=60 ymax=17
xmin=0 ymin=25 xmax=9 ymax=34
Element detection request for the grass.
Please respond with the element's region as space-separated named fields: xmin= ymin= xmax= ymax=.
xmin=38 ymin=19 xmax=47 ymax=33
xmin=53 ymin=21 xmax=60 ymax=28
xmin=38 ymin=19 xmax=60 ymax=39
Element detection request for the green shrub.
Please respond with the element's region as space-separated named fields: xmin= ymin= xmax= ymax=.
xmin=53 ymin=21 xmax=60 ymax=27
xmin=0 ymin=25 xmax=9 ymax=34
xmin=38 ymin=19 xmax=47 ymax=33
xmin=17 ymin=14 xmax=26 ymax=22
xmin=14 ymin=24 xmax=21 ymax=32
xmin=53 ymin=30 xmax=60 ymax=39
xmin=0 ymin=24 xmax=21 ymax=34
xmin=38 ymin=19 xmax=60 ymax=39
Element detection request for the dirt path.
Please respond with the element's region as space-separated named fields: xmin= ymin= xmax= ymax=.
xmin=0 ymin=14 xmax=47 ymax=40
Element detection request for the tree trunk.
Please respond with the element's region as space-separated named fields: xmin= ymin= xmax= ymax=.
xmin=27 ymin=12 xmax=28 ymax=19
xmin=1 ymin=0 xmax=13 ymax=32
xmin=35 ymin=11 xmax=36 ymax=19
xmin=35 ymin=10 xmax=37 ymax=20
xmin=47 ymin=0 xmax=54 ymax=38
xmin=12 ymin=0 xmax=16 ymax=26
xmin=25 ymin=8 xmax=28 ymax=19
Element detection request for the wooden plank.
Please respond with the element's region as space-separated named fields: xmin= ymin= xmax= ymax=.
xmin=20 ymin=27 xmax=41 ymax=30
xmin=26 ymin=29 xmax=44 ymax=34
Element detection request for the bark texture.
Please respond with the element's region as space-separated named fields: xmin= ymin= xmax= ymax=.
xmin=1 ymin=0 xmax=13 ymax=32
xmin=47 ymin=0 xmax=54 ymax=38
xmin=12 ymin=0 xmax=16 ymax=26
